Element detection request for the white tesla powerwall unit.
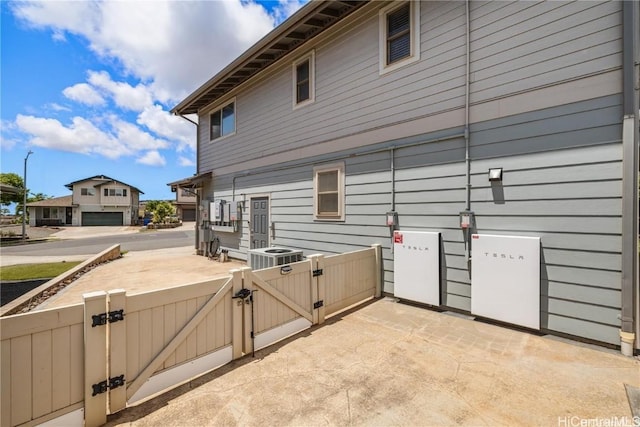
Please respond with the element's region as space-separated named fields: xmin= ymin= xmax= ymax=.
xmin=393 ymin=230 xmax=440 ymax=306
xmin=471 ymin=234 xmax=541 ymax=330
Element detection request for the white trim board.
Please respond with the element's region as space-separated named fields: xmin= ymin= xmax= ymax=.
xmin=255 ymin=317 xmax=312 ymax=351
xmin=128 ymin=345 xmax=233 ymax=406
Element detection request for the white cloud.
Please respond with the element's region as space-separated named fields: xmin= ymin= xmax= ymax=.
xmin=178 ymin=156 xmax=195 ymax=167
xmin=137 ymin=104 xmax=195 ymax=152
xmin=15 ymin=114 xmax=125 ymax=158
xmin=272 ymin=0 xmax=307 ymax=25
xmin=0 ymin=120 xmax=19 ymax=150
xmin=14 ymin=114 xmax=169 ymax=160
xmin=10 ymin=0 xmax=290 ymax=103
xmin=87 ymin=71 xmax=152 ymax=111
xmin=47 ymin=103 xmax=72 ymax=112
xmin=109 ymin=116 xmax=169 ymax=151
xmin=9 ymin=0 xmax=306 ymax=163
xmin=136 ymin=150 xmax=166 ymax=166
xmin=63 ymin=83 xmax=105 ymax=106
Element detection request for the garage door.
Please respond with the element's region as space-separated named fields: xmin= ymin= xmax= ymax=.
xmin=182 ymin=208 xmax=196 ymax=222
xmin=82 ymin=212 xmax=123 ymax=226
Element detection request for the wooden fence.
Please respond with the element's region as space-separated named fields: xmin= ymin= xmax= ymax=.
xmin=0 ymin=244 xmax=381 ymax=427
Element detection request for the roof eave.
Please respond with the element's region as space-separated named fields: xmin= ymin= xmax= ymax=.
xmin=172 ymin=1 xmax=367 ymax=116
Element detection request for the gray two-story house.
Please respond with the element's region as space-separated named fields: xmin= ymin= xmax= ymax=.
xmin=172 ymin=1 xmax=639 ymax=352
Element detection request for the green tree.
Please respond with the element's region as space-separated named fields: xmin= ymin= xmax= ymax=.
xmin=151 ymin=201 xmax=175 ymax=224
xmin=144 ymin=200 xmax=160 ymax=214
xmin=0 ymin=173 xmax=24 ymax=206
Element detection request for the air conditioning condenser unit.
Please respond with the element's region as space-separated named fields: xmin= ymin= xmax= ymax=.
xmin=248 ymin=247 xmax=304 ymax=270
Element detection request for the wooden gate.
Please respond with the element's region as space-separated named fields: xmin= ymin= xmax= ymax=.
xmin=242 ymin=245 xmax=382 ymax=353
xmin=0 ymin=245 xmax=382 ymax=427
xmin=86 ymin=273 xmax=243 ymax=426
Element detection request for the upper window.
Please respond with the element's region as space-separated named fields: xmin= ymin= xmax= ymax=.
xmin=379 ymin=1 xmax=420 ymax=74
xmin=103 ymin=188 xmax=127 ymax=197
xmin=81 ymin=187 xmax=95 ymax=196
xmin=313 ymin=163 xmax=345 ymax=221
xmin=292 ymin=51 xmax=315 ymax=108
xmin=210 ymin=99 xmax=236 ymax=141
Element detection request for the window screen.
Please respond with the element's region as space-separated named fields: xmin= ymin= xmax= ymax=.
xmin=387 ymin=4 xmax=411 ymax=64
xmin=317 ymin=170 xmax=339 ymax=215
xmin=296 ymin=60 xmax=310 ymax=103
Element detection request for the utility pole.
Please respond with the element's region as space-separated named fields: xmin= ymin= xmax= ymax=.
xmin=22 ymin=150 xmax=33 ymax=242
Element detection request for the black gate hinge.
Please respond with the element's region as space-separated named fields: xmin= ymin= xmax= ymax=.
xmin=92 ymin=310 xmax=125 ymax=327
xmin=92 ymin=375 xmax=125 ymax=396
xmin=312 ymin=269 xmax=323 ymax=277
xmin=313 ymin=300 xmax=324 ymax=309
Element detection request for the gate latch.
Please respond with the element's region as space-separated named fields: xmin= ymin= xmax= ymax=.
xmin=233 ymin=288 xmax=251 ymax=300
xmin=92 ymin=375 xmax=125 ymax=396
xmin=92 ymin=310 xmax=125 ymax=327
xmin=312 ymin=269 xmax=323 ymax=277
xmin=313 ymin=300 xmax=324 ymax=309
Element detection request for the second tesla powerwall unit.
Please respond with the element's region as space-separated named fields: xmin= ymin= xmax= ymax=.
xmin=393 ymin=230 xmax=440 ymax=306
xmin=471 ymin=234 xmax=541 ymax=330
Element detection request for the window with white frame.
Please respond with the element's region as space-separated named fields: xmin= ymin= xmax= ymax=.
xmin=81 ymin=187 xmax=95 ymax=196
xmin=313 ymin=163 xmax=345 ymax=221
xmin=293 ymin=51 xmax=315 ymax=107
xmin=209 ymin=99 xmax=236 ymax=141
xmin=379 ymin=1 xmax=420 ymax=74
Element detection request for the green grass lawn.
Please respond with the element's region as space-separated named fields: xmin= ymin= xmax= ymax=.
xmin=0 ymin=262 xmax=82 ymax=281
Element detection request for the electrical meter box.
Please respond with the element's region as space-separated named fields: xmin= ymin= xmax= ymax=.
xmin=229 ymin=202 xmax=239 ymax=221
xmin=459 ymin=211 xmax=475 ymax=229
xmin=210 ymin=200 xmax=224 ymax=222
xmin=223 ymin=203 xmax=230 ymax=223
xmin=200 ymin=203 xmax=209 ymax=221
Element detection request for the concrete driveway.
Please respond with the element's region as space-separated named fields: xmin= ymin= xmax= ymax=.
xmin=49 ymin=222 xmax=195 ymax=240
xmin=105 ymin=298 xmax=640 ymax=426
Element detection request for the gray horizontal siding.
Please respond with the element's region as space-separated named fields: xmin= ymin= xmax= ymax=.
xmin=199 ymin=1 xmax=622 ymax=174
xmin=196 ymin=3 xmax=625 ymax=345
xmin=470 ymin=1 xmax=622 ymax=102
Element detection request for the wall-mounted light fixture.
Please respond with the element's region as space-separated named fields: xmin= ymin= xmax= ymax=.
xmin=488 ymin=168 xmax=503 ymax=182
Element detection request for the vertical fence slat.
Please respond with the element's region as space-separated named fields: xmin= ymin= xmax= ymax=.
xmin=1 ymin=338 xmax=12 ymax=426
xmin=52 ymin=327 xmax=71 ymax=411
xmin=316 ymin=255 xmax=326 ymax=325
xmin=372 ymin=244 xmax=383 ymax=298
xmin=10 ymin=335 xmax=31 ymax=425
xmin=32 ymin=330 xmax=53 ymax=419
xmin=309 ymin=256 xmax=320 ymax=325
xmin=108 ymin=289 xmax=127 ymax=414
xmin=241 ymin=267 xmax=254 ymax=356
xmin=231 ymin=269 xmax=244 ymax=359
xmin=69 ymin=323 xmax=84 ymax=404
xmin=84 ymin=291 xmax=108 ymax=427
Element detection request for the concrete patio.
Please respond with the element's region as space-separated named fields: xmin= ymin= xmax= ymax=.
xmin=105 ymin=297 xmax=639 ymax=426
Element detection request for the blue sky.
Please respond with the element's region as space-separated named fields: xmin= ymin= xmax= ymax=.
xmin=1 ymin=0 xmax=305 ymax=204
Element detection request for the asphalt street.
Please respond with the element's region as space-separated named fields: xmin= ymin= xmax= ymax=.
xmin=1 ymin=228 xmax=195 ymax=257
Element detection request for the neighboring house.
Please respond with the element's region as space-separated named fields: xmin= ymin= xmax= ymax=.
xmin=167 ymin=179 xmax=197 ymax=221
xmin=27 ymin=175 xmax=143 ymax=226
xmin=26 ymin=195 xmax=73 ymax=226
xmin=172 ymin=1 xmax=639 ymax=351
